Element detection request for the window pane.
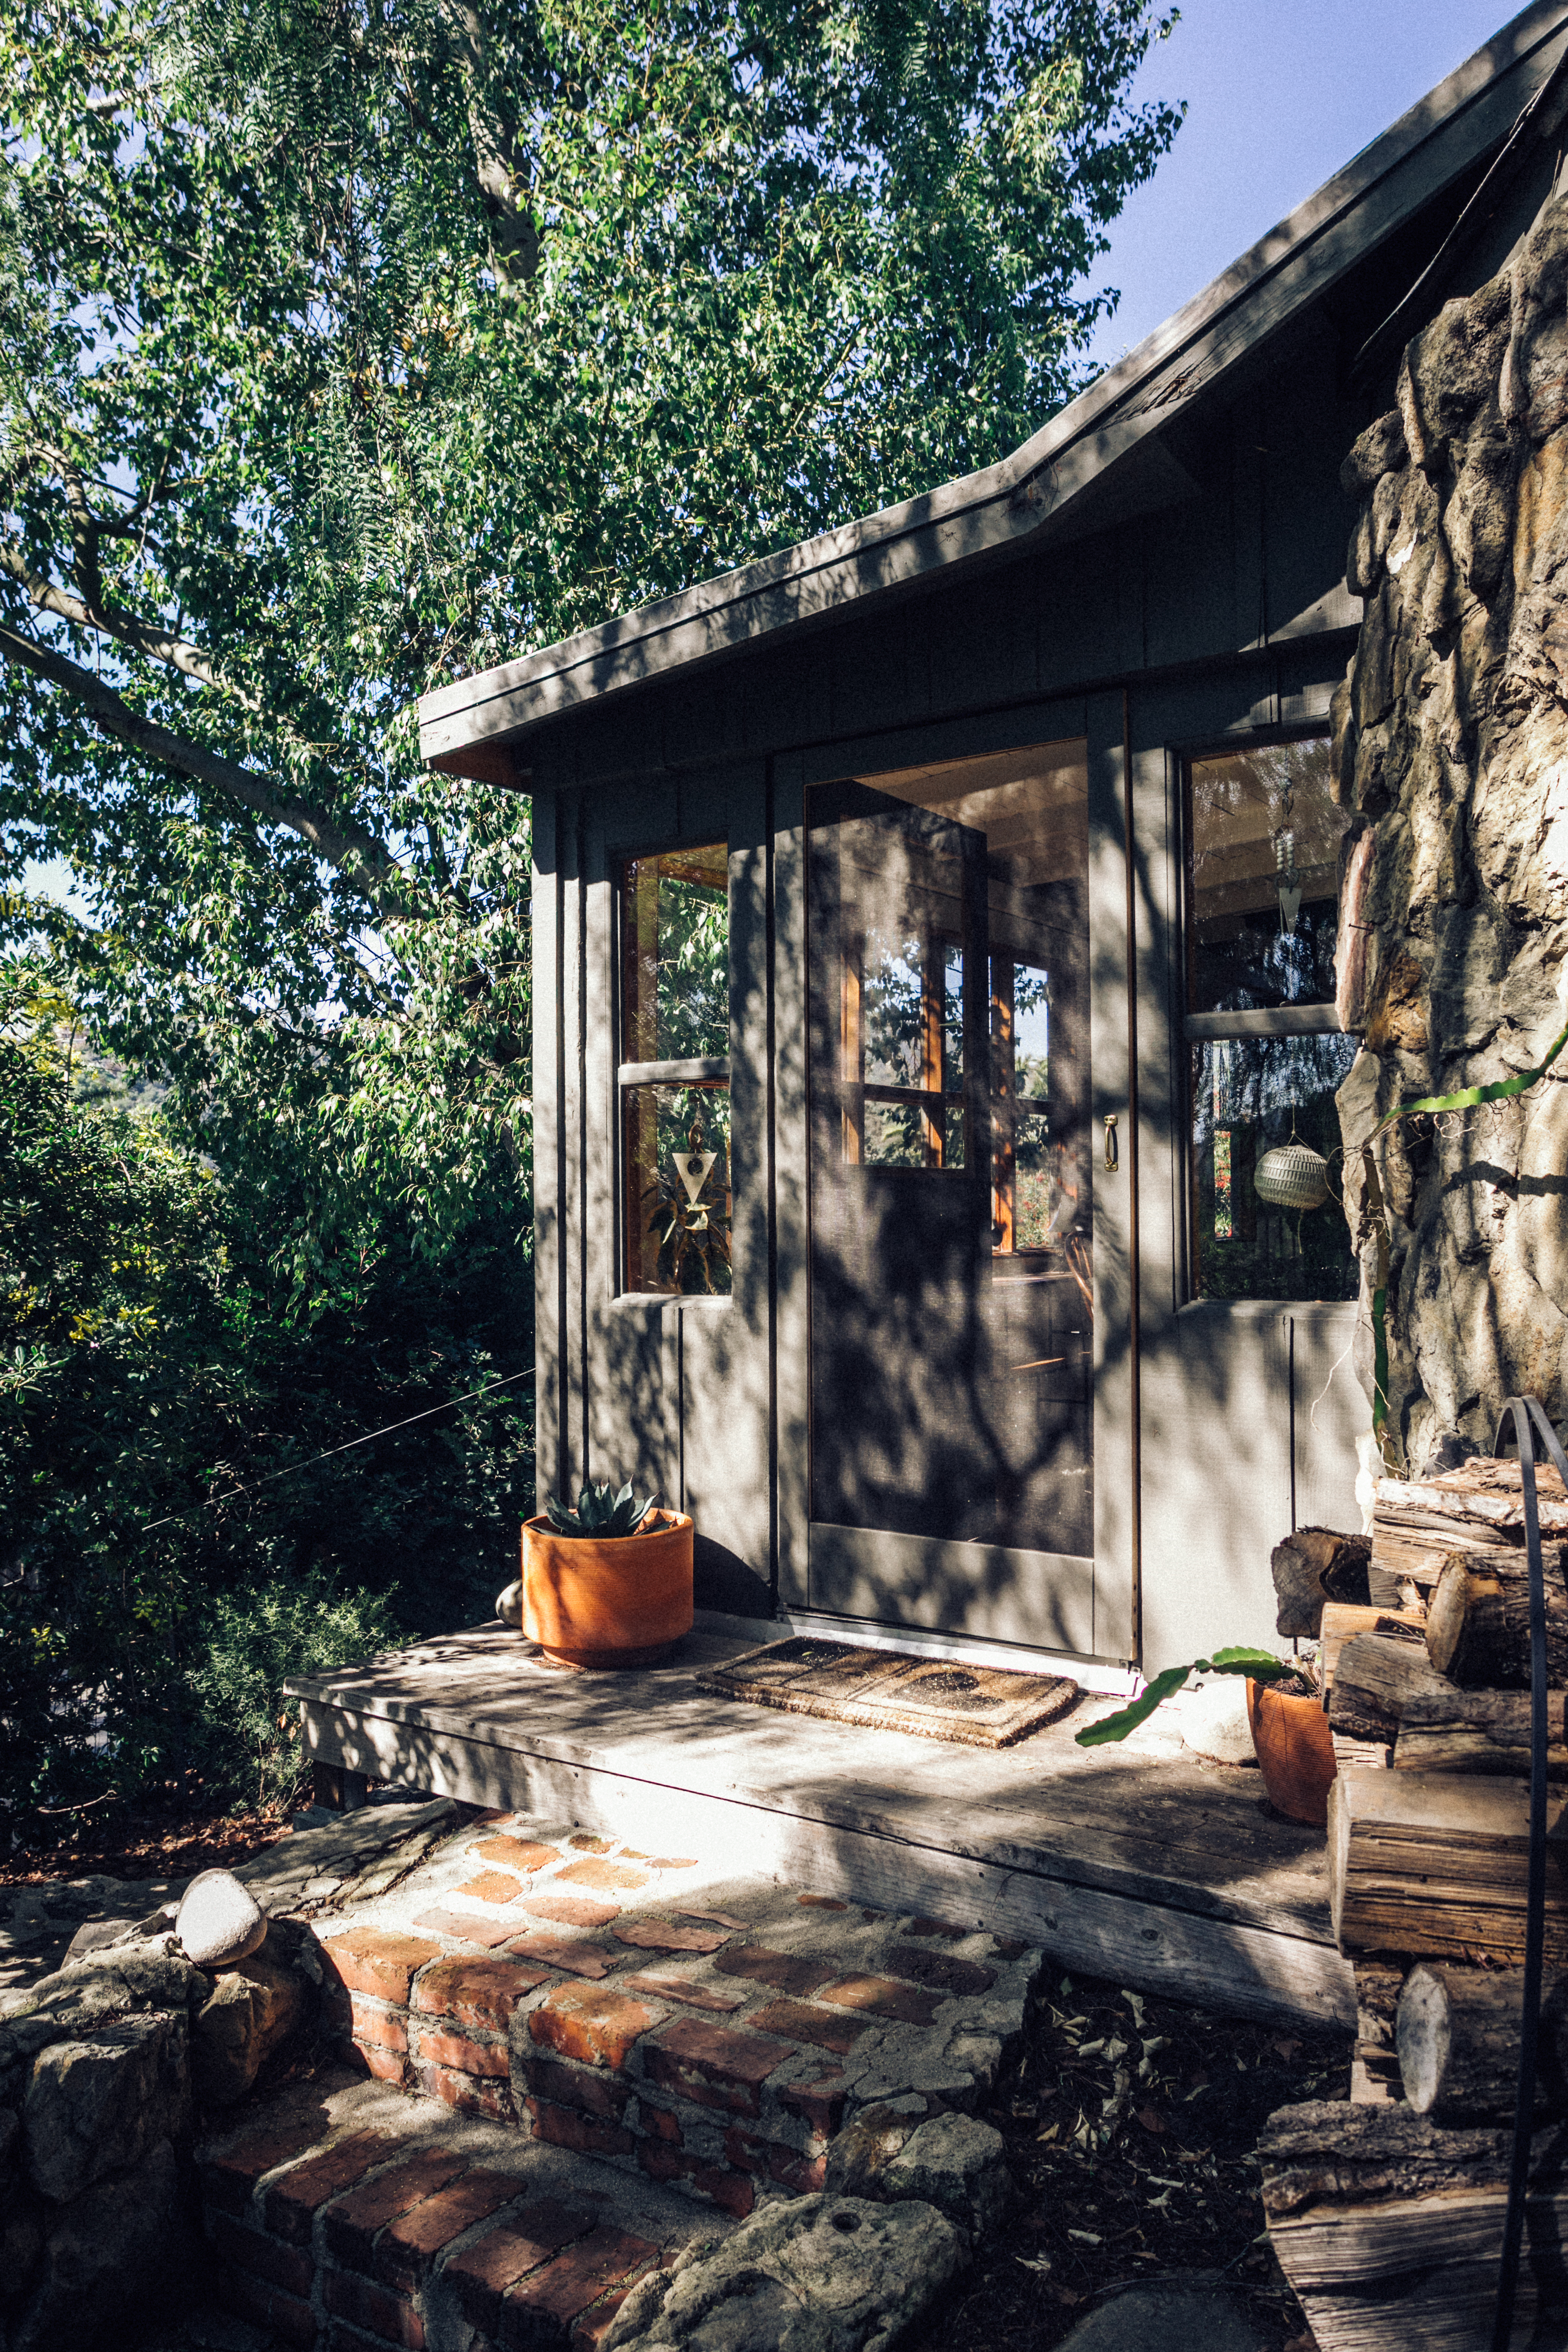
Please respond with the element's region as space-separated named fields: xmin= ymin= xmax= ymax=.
xmin=622 ymin=844 xmax=728 ymax=1063
xmin=1191 ymin=1033 xmax=1358 ymax=1301
xmin=1190 ymin=741 xmax=1347 ymax=1014
xmin=624 ymin=1083 xmax=731 ymax=1295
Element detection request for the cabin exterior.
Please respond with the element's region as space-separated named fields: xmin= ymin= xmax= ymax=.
xmin=419 ymin=4 xmax=1568 ymax=1681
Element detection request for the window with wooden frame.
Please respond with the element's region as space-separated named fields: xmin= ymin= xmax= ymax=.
xmin=1184 ymin=735 xmax=1358 ymax=1302
xmin=618 ymin=844 xmax=731 ymax=1295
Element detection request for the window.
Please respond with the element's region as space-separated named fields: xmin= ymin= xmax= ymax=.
xmin=1186 ymin=738 xmax=1358 ymax=1302
xmin=619 ymin=844 xmax=731 ymax=1295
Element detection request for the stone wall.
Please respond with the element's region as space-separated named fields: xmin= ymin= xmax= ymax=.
xmin=1334 ymin=191 xmax=1568 ymax=1472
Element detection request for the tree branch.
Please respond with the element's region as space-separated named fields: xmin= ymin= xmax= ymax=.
xmin=0 ymin=617 xmax=417 ymax=912
xmin=434 ymin=0 xmax=539 ymax=291
xmin=0 ymin=535 xmax=266 ymax=716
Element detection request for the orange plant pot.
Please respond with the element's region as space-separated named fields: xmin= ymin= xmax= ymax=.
xmin=521 ymin=1510 xmax=694 ymax=1670
xmin=1247 ymin=1677 xmax=1337 ymax=1828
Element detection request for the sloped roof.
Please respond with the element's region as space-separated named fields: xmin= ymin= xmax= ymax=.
xmin=420 ymin=1 xmax=1568 ymax=783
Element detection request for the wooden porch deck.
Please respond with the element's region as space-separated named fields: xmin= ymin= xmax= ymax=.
xmin=285 ymin=1620 xmax=1354 ymax=2031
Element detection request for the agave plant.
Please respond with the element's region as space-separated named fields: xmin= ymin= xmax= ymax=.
xmin=544 ymin=1480 xmax=658 ymax=1539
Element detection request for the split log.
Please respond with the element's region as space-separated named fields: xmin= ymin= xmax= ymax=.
xmin=1393 ymin=1686 xmax=1568 ymax=1778
xmin=1426 ymin=1555 xmax=1568 ymax=1685
xmin=1366 ymin=1562 xmax=1423 ymax=1610
xmin=1327 ymin=1630 xmax=1453 ymax=1744
xmin=1397 ymin=1963 xmax=1568 ymax=2121
xmin=1271 ymin=1526 xmax=1372 ymax=1638
xmin=1351 ymin=1957 xmax=1405 ymax=2106
xmin=1329 ymin=1768 xmax=1568 ymax=1962
xmin=1320 ymin=1603 xmax=1427 ymax=1690
xmin=1260 ymin=2101 xmax=1568 ymax=2352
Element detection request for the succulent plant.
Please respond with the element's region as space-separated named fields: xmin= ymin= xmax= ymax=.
xmin=544 ymin=1479 xmax=658 ymax=1540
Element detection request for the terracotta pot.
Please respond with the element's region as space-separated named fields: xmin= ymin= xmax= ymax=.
xmin=521 ymin=1509 xmax=694 ymax=1670
xmin=1246 ymin=1677 xmax=1337 ymax=1828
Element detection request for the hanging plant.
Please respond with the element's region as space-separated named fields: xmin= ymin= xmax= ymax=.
xmin=643 ymin=1113 xmax=731 ymax=1295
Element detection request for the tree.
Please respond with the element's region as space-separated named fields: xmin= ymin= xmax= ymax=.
xmin=0 ymin=0 xmax=1182 ymax=1248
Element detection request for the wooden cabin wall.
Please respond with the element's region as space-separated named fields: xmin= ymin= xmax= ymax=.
xmin=528 ymin=322 xmax=1372 ymax=1668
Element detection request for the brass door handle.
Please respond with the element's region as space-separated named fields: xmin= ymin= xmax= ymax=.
xmin=1103 ymin=1114 xmax=1119 ymax=1172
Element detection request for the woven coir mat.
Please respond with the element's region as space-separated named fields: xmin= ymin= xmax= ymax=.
xmin=696 ymin=1635 xmax=1079 ymax=1749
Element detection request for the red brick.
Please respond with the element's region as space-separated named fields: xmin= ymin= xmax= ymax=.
xmin=555 ymin=1858 xmax=648 ymax=1893
xmin=418 ymin=2062 xmax=517 ymax=2123
xmin=413 ymin=1955 xmax=551 ymax=2029
xmin=722 ymin=2127 xmax=828 ymax=2194
xmin=797 ymin=1895 xmax=848 ymax=1912
xmin=620 ymin=1972 xmax=744 ymax=2014
xmin=325 ymin=2268 xmax=426 ymax=2348
xmin=643 ymin=2018 xmax=792 ymax=2116
xmin=475 ymin=1835 xmax=558 ymax=1873
xmin=499 ymin=2225 xmax=658 ymax=2344
xmin=678 ymin=1909 xmax=749 ymax=1931
xmin=416 ymin=2025 xmax=510 ymax=2077
xmin=885 ymin=1944 xmax=995 ymax=1996
xmin=440 ymin=2199 xmax=594 ymax=2330
xmin=211 ymin=2212 xmax=315 ymax=2296
xmin=618 ymin=1851 xmax=697 ymax=1871
xmin=220 ymin=2272 xmax=317 ymax=2347
xmin=905 ymin=1915 xmax=966 ymax=1939
xmin=504 ymin=1930 xmax=615 ymax=1979
xmin=202 ymin=2128 xmax=317 ymax=2216
xmin=326 ymin=2151 xmax=471 ymax=2270
xmin=634 ymin=2143 xmax=753 ymax=2216
xmin=324 ymin=1928 xmax=442 ymax=2004
xmin=745 ymin=1998 xmax=867 ymax=2056
xmin=635 ymin=2099 xmax=682 ymax=2142
xmin=611 ymin=1919 xmax=728 ymax=1955
xmin=779 ymin=2071 xmax=847 ymax=2135
xmin=266 ymin=2131 xmax=399 ymax=2244
xmin=567 ymin=1834 xmax=613 ymax=1852
xmin=525 ymin=2052 xmax=631 ymax=2119
xmin=530 ymin=1983 xmax=658 ymax=2069
xmin=356 ymin=2042 xmax=412 ymax=2085
xmin=526 ymin=2099 xmax=636 ymax=2158
xmin=520 ymin=1893 xmax=621 ymax=1929
xmin=351 ymin=1995 xmax=409 ymax=2052
xmin=818 ymin=1974 xmax=944 ymax=2027
xmin=413 ymin=1908 xmax=524 ymax=1950
xmin=992 ymin=1937 xmax=1028 ymax=1961
xmin=377 ymin=2170 xmax=522 ymax=2293
xmin=454 ymin=1871 xmax=529 ymax=1905
xmin=714 ymin=1946 xmax=835 ymax=1995
xmin=572 ymin=2283 xmax=640 ymax=2350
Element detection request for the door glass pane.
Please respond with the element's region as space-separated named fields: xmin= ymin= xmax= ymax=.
xmin=807 ymin=742 xmax=1091 ymax=1568
xmin=622 ymin=843 xmax=728 ymax=1060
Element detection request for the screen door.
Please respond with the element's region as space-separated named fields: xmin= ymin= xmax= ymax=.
xmin=805 ymin=741 xmax=1101 ymax=1653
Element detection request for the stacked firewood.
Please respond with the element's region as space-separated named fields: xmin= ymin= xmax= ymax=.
xmin=1261 ymin=1458 xmax=1568 ymax=2352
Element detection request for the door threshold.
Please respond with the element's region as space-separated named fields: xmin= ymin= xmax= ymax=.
xmin=692 ymin=1605 xmax=1139 ymax=1696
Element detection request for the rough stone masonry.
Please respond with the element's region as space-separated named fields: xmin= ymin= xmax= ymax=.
xmin=1335 ymin=190 xmax=1568 ymax=1471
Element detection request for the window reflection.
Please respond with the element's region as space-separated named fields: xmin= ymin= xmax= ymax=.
xmin=620 ymin=844 xmax=731 ymax=1295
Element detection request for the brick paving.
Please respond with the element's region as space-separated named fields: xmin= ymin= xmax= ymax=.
xmin=189 ymin=1804 xmax=1040 ymax=2350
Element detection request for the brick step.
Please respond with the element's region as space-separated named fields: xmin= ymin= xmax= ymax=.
xmin=313 ymin=1814 xmax=1036 ymax=2222
xmin=198 ymin=2069 xmax=732 ymax=2352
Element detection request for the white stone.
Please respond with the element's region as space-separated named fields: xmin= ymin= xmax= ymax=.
xmin=175 ymin=1870 xmax=268 ymax=1969
xmin=1179 ymin=1680 xmax=1258 ymax=1767
xmin=496 ymin=1577 xmax=524 ymax=1626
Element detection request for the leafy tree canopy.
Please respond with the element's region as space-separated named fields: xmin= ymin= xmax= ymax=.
xmin=0 ymin=0 xmax=1181 ymax=1257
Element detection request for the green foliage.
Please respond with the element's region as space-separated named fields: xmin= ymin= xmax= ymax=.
xmin=545 ymin=1479 xmax=658 ymax=1539
xmin=1073 ymin=1646 xmax=1292 ymax=1747
xmin=185 ymin=1569 xmax=405 ymax=1813
xmin=0 ymin=966 xmax=533 ymax=1839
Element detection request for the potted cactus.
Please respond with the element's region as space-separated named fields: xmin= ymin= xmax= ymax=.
xmin=1075 ymin=1643 xmax=1336 ymax=1827
xmin=503 ymin=1479 xmax=695 ymax=1670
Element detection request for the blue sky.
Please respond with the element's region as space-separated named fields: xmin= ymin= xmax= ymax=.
xmin=1079 ymin=0 xmax=1515 ymax=368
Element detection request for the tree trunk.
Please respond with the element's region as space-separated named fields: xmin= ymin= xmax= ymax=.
xmin=1397 ymin=1963 xmax=1568 ymax=2121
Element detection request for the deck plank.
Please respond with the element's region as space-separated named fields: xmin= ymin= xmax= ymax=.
xmin=285 ymin=1625 xmax=1352 ymax=2028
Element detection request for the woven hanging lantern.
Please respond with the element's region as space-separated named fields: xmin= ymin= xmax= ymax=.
xmin=1254 ymin=1141 xmax=1331 ymax=1211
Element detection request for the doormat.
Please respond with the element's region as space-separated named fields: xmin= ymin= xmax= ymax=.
xmin=696 ymin=1636 xmax=1079 ymax=1749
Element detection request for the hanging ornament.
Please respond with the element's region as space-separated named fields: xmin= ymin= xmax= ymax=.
xmin=672 ymin=1113 xmax=717 ymax=1231
xmin=1255 ymin=1140 xmax=1331 ymax=1211
xmin=1274 ymin=820 xmax=1301 ymax=934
